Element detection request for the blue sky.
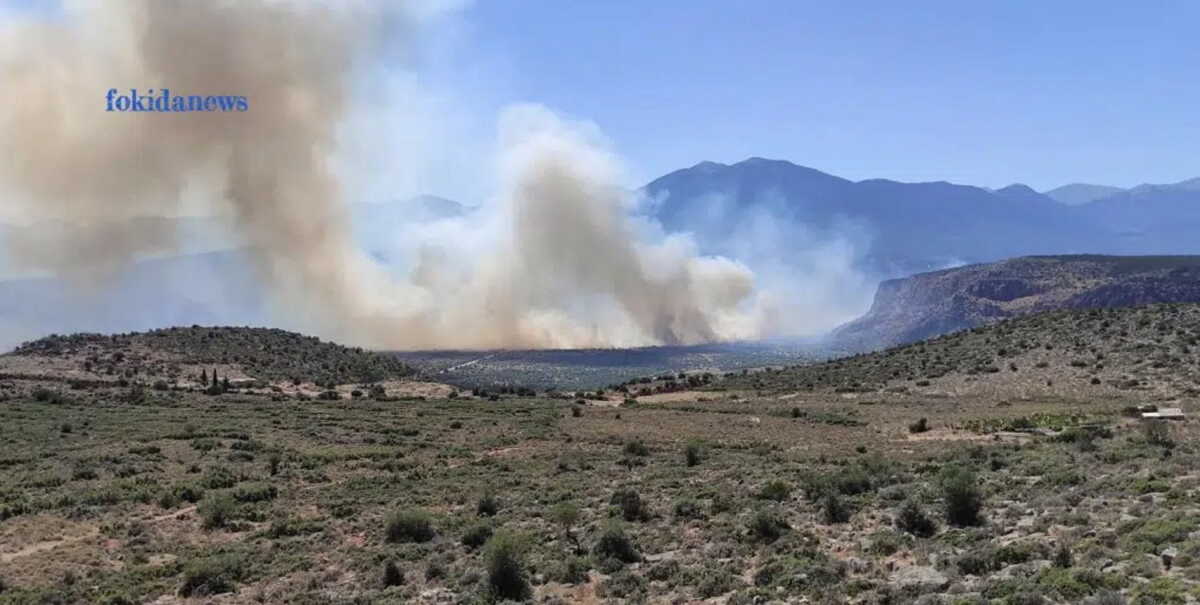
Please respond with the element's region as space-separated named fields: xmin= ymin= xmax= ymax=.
xmin=461 ymin=1 xmax=1199 ymax=191
xmin=5 ymin=1 xmax=1196 ymax=194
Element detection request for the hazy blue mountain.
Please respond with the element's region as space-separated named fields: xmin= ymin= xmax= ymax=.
xmin=643 ymin=158 xmax=1108 ymax=277
xmin=994 ymin=183 xmax=1055 ymax=205
xmin=1043 ymin=183 xmax=1125 ymax=206
xmin=1072 ymin=179 xmax=1200 ymax=256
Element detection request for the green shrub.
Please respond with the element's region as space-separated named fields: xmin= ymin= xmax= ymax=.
xmin=461 ymin=522 xmax=493 ymax=550
xmin=867 ymin=529 xmax=911 ymax=556
xmin=611 ymin=488 xmax=647 ymax=522
xmin=940 ymin=466 xmax=983 ymax=527
xmin=820 ymin=491 xmax=850 ymax=524
xmin=385 ymin=509 xmax=435 ymax=543
xmin=1131 ymin=576 xmax=1189 ymax=604
xmin=757 ymin=480 xmax=791 ymax=502
xmin=382 ymin=560 xmax=404 ymax=588
xmin=170 ymin=483 xmax=204 ymax=504
xmin=232 ymin=482 xmax=277 ymax=503
xmin=554 ymin=556 xmax=589 ymax=585
xmin=909 ymin=417 xmax=929 ymax=433
xmin=684 ymin=441 xmax=703 ymax=466
xmin=1053 ymin=543 xmax=1074 ymax=568
xmin=896 ymin=499 xmax=937 ymax=537
xmin=484 ymin=530 xmax=530 ymax=601
xmin=263 ymin=517 xmax=322 ymax=538
xmin=477 ymin=493 xmax=499 ymax=517
xmin=200 ymin=466 xmax=237 ymax=489
xmin=623 ymin=439 xmax=649 ymax=457
xmin=673 ymin=498 xmax=702 ymax=520
xmin=593 ymin=521 xmax=640 ymax=563
xmin=179 ymin=553 xmax=244 ymax=596
xmin=199 ymin=493 xmax=236 ymax=529
xmin=748 ymin=509 xmax=788 ymax=543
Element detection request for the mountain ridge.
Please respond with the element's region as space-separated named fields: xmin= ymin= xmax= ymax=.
xmin=831 ymin=254 xmax=1200 ymax=352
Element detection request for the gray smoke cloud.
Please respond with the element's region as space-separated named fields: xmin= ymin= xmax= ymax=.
xmin=0 ymin=0 xmax=767 ymax=349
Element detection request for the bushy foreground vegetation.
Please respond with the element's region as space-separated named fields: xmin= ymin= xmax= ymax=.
xmin=2 ymin=309 xmax=1199 ymax=603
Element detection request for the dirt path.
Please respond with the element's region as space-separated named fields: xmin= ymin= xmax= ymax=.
xmin=0 ymin=505 xmax=197 ymax=564
xmin=0 ymin=527 xmax=100 ymax=564
xmin=439 ymin=354 xmax=497 ymax=374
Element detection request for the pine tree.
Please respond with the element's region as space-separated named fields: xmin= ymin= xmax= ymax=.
xmin=201 ymin=369 xmax=208 ymax=385
xmin=222 ymin=376 xmax=230 ymax=390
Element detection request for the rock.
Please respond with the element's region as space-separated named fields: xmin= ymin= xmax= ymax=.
xmin=890 ymin=566 xmax=950 ymax=593
xmin=1162 ymin=547 xmax=1179 ymax=570
xmin=844 ymin=557 xmax=870 ymax=573
xmin=1103 ymin=560 xmax=1130 ymax=575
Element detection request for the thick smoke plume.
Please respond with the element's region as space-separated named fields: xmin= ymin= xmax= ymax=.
xmin=0 ymin=0 xmax=764 ymax=349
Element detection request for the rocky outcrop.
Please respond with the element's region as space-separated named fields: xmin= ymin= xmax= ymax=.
xmin=833 ymin=255 xmax=1200 ymax=351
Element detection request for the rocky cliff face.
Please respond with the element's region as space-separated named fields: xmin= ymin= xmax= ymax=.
xmin=832 ymin=255 xmax=1200 ymax=351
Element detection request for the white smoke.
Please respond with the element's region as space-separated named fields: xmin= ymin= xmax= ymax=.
xmin=0 ymin=0 xmax=773 ymax=349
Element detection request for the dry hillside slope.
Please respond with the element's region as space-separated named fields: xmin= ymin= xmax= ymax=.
xmin=834 ymin=255 xmax=1200 ymax=351
xmin=729 ymin=303 xmax=1200 ymax=403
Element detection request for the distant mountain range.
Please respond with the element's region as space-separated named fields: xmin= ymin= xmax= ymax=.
xmin=832 ymin=255 xmax=1200 ymax=351
xmin=1 ymin=158 xmax=1197 ymax=349
xmin=645 ymin=158 xmax=1200 ymax=277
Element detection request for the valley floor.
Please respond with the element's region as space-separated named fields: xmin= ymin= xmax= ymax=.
xmin=0 ymin=376 xmax=1197 ymax=604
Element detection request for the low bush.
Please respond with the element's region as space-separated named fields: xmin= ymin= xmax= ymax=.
xmin=385 ymin=509 xmax=435 ymax=543
xmin=461 ymin=521 xmax=493 ymax=550
xmin=757 ymin=480 xmax=791 ymax=502
xmin=179 ymin=553 xmax=244 ymax=596
xmin=477 ymin=493 xmax=499 ymax=517
xmin=594 ymin=521 xmax=640 ymax=564
xmin=748 ymin=509 xmax=789 ymax=543
xmin=896 ymin=499 xmax=937 ymax=537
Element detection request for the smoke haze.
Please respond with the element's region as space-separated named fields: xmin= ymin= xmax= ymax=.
xmin=0 ymin=0 xmax=790 ymax=349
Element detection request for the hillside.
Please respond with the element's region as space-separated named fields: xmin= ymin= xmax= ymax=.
xmin=725 ymin=303 xmax=1200 ymax=402
xmin=1 ymin=312 xmax=1200 ymax=603
xmin=4 ymin=326 xmax=416 ymax=388
xmin=832 ymin=255 xmax=1200 ymax=351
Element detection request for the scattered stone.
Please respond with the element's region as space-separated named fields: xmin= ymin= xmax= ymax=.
xmin=891 ymin=566 xmax=950 ymax=593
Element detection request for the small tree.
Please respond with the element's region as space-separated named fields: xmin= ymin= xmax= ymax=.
xmin=551 ymin=501 xmax=583 ymax=554
xmin=684 ymin=441 xmax=703 ymax=467
xmin=201 ymin=369 xmax=208 ymax=386
xmin=940 ymin=466 xmax=983 ymax=527
xmin=382 ymin=561 xmax=404 ymax=587
xmin=484 ymin=530 xmax=530 ymax=601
